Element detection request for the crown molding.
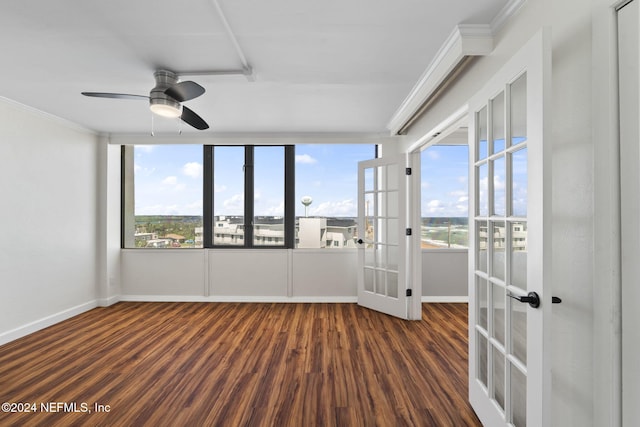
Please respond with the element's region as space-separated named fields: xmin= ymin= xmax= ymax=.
xmin=490 ymin=0 xmax=527 ymax=33
xmin=387 ymin=0 xmax=527 ymax=135
xmin=386 ymin=24 xmax=492 ymax=135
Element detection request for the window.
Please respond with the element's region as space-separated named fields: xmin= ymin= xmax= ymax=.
xmin=421 ymin=142 xmax=469 ymax=249
xmin=122 ymin=145 xmax=204 ymax=248
xmin=210 ymin=146 xmax=245 ymax=246
xmin=204 ymin=145 xmax=294 ymax=248
xmin=123 ymin=143 xmax=374 ymax=249
xmin=295 ymin=144 xmax=375 ymax=248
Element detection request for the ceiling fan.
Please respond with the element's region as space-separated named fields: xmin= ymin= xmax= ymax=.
xmin=82 ymin=69 xmax=209 ymax=130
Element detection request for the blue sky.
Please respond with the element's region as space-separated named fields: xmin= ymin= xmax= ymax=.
xmin=421 ymin=144 xmax=469 ymax=217
xmin=134 ymin=144 xmax=376 ymax=217
xmin=134 ymin=145 xmax=204 ymax=216
xmin=295 ymin=144 xmax=374 ymax=217
xmin=133 ymin=143 xmax=477 ymax=218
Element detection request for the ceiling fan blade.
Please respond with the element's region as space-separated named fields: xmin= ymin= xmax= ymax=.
xmin=181 ymin=105 xmax=209 ymax=130
xmin=82 ymin=92 xmax=149 ymax=101
xmin=164 ymin=81 xmax=205 ymax=102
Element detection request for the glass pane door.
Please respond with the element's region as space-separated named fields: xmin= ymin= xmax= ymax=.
xmin=473 ymin=72 xmax=530 ymax=425
xmin=357 ymin=156 xmax=408 ymax=319
xmin=469 ymin=29 xmax=551 ymax=427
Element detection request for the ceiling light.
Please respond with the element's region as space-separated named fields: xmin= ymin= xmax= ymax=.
xmin=150 ymin=103 xmax=182 ymax=118
xmin=149 ymin=95 xmax=183 ymax=118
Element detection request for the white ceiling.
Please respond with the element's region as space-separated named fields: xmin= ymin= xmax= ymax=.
xmin=0 ymin=0 xmax=507 ymax=135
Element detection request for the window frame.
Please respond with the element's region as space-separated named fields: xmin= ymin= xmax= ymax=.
xmin=203 ymin=145 xmax=295 ymax=249
xmin=122 ymin=143 xmax=377 ymax=250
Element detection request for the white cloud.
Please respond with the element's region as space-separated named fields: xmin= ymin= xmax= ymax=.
xmin=134 ymin=163 xmax=155 ymax=177
xmin=184 ymin=200 xmax=203 ymax=215
xmin=450 ymin=190 xmax=467 ymax=198
xmin=426 ymin=150 xmax=440 ymax=160
xmin=222 ymin=193 xmax=244 ymax=215
xmin=161 ymin=176 xmax=186 ymax=191
xmin=214 ymin=184 xmax=227 ymax=193
xmin=423 ymin=199 xmax=446 ymax=215
xmin=456 ymin=203 xmax=468 ymax=214
xmin=136 ymin=204 xmax=180 ymax=215
xmin=162 ymin=176 xmax=178 ymax=185
xmin=136 ymin=145 xmax=154 ymax=153
xmin=310 ymin=199 xmax=356 ymax=217
xmin=183 ymin=162 xmax=203 ymax=179
xmin=257 ymin=201 xmax=285 ymax=216
xmin=296 ymin=154 xmax=317 ymax=164
xmin=421 ymin=197 xmax=469 ymax=217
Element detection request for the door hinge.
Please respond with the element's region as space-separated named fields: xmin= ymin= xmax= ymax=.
xmin=406 ymin=289 xmax=412 ymax=297
xmin=406 ymin=167 xmax=412 ymax=175
xmin=406 ymin=228 xmax=412 ymax=236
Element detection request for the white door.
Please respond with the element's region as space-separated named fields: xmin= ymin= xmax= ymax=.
xmin=468 ymin=29 xmax=552 ymax=426
xmin=357 ymin=155 xmax=419 ymax=319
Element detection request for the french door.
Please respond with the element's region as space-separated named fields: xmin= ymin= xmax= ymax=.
xmin=357 ymin=155 xmax=419 ymax=320
xmin=468 ymin=29 xmax=552 ymax=426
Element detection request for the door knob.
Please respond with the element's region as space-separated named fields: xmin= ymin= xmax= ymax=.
xmin=357 ymin=238 xmax=364 ymax=244
xmin=508 ymin=292 xmax=563 ymax=308
xmin=509 ymin=291 xmax=540 ymax=308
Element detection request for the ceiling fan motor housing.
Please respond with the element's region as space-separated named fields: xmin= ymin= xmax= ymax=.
xmin=149 ymin=69 xmax=182 ymax=117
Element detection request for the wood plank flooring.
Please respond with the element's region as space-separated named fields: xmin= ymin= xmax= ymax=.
xmin=0 ymin=303 xmax=481 ymax=427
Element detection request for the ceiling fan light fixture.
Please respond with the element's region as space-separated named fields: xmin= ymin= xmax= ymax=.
xmin=82 ymin=69 xmax=209 ymax=129
xmin=149 ymin=98 xmax=183 ymax=118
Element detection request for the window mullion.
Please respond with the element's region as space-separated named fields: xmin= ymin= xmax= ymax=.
xmin=285 ymin=145 xmax=295 ymax=248
xmin=203 ymin=145 xmax=214 ymax=248
xmin=245 ymin=146 xmax=254 ymax=247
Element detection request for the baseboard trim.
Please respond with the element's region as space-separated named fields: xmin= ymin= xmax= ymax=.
xmin=120 ymin=295 xmax=469 ymax=303
xmin=98 ymin=295 xmax=121 ymax=307
xmin=422 ymin=296 xmax=469 ymax=303
xmin=120 ymin=295 xmax=358 ymax=303
xmin=0 ymin=300 xmax=98 ymax=346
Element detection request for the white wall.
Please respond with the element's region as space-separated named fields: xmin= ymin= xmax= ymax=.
xmin=95 ymin=140 xmax=122 ymax=306
xmin=422 ymin=249 xmax=468 ymax=300
xmin=400 ymin=0 xmax=619 ymax=424
xmin=0 ymin=98 xmax=100 ymax=344
xmin=291 ymin=250 xmax=358 ymax=298
xmin=120 ymin=248 xmax=470 ymax=301
xmin=121 ymin=249 xmax=206 ymax=297
xmin=120 ymin=249 xmax=360 ymax=301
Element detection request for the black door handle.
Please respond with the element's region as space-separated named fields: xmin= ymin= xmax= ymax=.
xmin=357 ymin=239 xmax=364 ymax=244
xmin=508 ymin=292 xmax=562 ymax=308
xmin=509 ymin=291 xmax=540 ymax=308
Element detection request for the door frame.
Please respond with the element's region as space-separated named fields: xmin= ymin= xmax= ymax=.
xmin=407 ymin=106 xmax=470 ymax=309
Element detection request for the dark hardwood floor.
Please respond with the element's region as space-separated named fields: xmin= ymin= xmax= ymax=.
xmin=0 ymin=303 xmax=481 ymax=427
